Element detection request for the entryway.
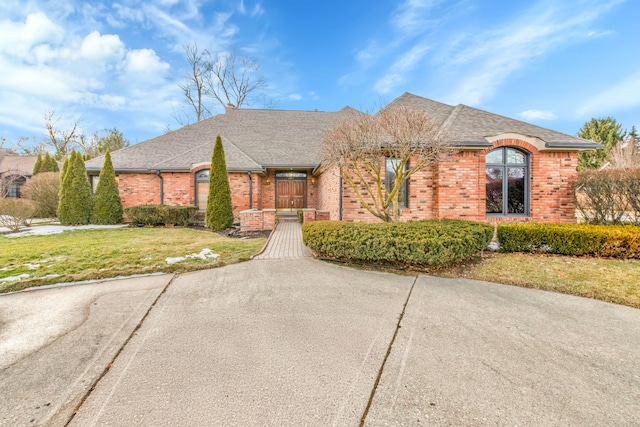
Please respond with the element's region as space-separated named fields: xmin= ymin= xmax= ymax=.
xmin=275 ymin=172 xmax=306 ymax=211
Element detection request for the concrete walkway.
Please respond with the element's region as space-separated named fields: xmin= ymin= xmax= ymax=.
xmin=253 ymin=221 xmax=311 ymax=259
xmin=2 ymin=231 xmax=640 ymax=425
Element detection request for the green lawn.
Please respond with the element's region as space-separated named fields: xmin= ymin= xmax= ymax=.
xmin=435 ymin=252 xmax=640 ymax=309
xmin=0 ymin=228 xmax=265 ymax=293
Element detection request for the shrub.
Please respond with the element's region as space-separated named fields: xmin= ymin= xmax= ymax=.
xmin=575 ymin=168 xmax=640 ymax=225
xmin=0 ymin=198 xmax=36 ymax=232
xmin=124 ymin=205 xmax=198 ymax=227
xmin=92 ymin=150 xmax=123 ymax=224
xmin=32 ymin=153 xmax=42 ymax=175
xmin=205 ymin=134 xmax=234 ymax=230
xmin=21 ymin=172 xmax=60 ymax=218
xmin=58 ymin=151 xmax=93 ymax=225
xmin=302 ymin=220 xmax=494 ymax=267
xmin=497 ymin=223 xmax=640 ymax=259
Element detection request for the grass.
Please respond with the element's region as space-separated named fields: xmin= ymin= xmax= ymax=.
xmin=435 ymin=252 xmax=640 ymax=309
xmin=0 ymin=227 xmax=265 ymax=293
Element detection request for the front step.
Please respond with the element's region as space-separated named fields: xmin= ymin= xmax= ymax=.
xmin=276 ymin=212 xmax=299 ymax=223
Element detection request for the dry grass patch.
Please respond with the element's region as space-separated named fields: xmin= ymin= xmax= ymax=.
xmin=436 ymin=252 xmax=640 ymax=308
xmin=0 ymin=228 xmax=265 ymax=293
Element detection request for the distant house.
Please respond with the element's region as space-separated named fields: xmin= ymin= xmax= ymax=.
xmin=85 ymin=93 xmax=600 ymax=230
xmin=0 ymin=150 xmax=38 ymax=198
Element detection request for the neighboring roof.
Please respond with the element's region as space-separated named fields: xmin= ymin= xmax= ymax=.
xmin=390 ymin=92 xmax=600 ymax=149
xmin=86 ymin=93 xmax=599 ymax=173
xmin=0 ymin=154 xmax=38 ymax=176
xmin=86 ymin=106 xmax=360 ymax=172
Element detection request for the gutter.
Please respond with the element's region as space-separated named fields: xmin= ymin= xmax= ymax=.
xmin=248 ymin=171 xmax=253 ymax=209
xmin=156 ymin=170 xmax=164 ymax=205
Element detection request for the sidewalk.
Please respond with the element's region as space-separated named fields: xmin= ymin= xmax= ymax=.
xmin=252 ymin=221 xmax=311 ymax=259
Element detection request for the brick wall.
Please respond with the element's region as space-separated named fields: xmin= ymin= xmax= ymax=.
xmin=317 ymin=167 xmax=341 ymax=220
xmin=117 ymin=173 xmax=161 ymax=207
xmin=334 ymin=139 xmax=579 ymax=224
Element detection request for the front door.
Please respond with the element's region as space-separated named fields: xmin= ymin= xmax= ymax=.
xmin=276 ymin=174 xmax=306 ymax=210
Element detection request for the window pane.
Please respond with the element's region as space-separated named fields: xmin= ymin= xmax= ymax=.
xmin=386 ymin=157 xmax=407 ymax=208
xmin=486 ymin=167 xmax=503 ymax=213
xmin=486 ymin=148 xmax=503 ymax=164
xmin=195 ymin=170 xmax=210 ymax=181
xmin=507 ymin=148 xmax=525 ymax=164
xmin=507 ymin=167 xmax=525 ymax=214
xmin=197 ymin=182 xmax=209 ymax=210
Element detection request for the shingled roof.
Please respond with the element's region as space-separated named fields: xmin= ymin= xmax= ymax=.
xmin=86 ymin=106 xmax=361 ymax=172
xmin=389 ymin=93 xmax=598 ymax=149
xmin=86 ymin=93 xmax=598 ymax=173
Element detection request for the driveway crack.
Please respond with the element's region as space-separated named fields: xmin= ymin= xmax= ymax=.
xmin=359 ymin=275 xmax=418 ymax=427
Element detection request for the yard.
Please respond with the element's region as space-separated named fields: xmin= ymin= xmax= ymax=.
xmin=0 ymin=227 xmax=266 ymax=293
xmin=435 ymin=252 xmax=640 ymax=309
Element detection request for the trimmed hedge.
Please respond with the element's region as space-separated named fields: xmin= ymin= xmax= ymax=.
xmin=302 ymin=220 xmax=494 ymax=267
xmin=124 ymin=205 xmax=198 ymax=227
xmin=497 ymin=223 xmax=640 ymax=259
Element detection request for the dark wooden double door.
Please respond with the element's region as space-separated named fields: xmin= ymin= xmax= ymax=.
xmin=276 ymin=179 xmax=306 ymax=210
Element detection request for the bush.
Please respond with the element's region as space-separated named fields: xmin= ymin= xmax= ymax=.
xmin=0 ymin=198 xmax=36 ymax=232
xmin=21 ymin=172 xmax=60 ymax=218
xmin=497 ymin=223 xmax=640 ymax=259
xmin=302 ymin=220 xmax=494 ymax=267
xmin=58 ymin=151 xmax=93 ymax=225
xmin=575 ymin=168 xmax=640 ymax=225
xmin=124 ymin=205 xmax=198 ymax=227
xmin=92 ymin=150 xmax=123 ymax=224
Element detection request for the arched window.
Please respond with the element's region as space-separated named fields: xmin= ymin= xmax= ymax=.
xmin=486 ymin=147 xmax=529 ymax=215
xmin=195 ymin=169 xmax=210 ymax=210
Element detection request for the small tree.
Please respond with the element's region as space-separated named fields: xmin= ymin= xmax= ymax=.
xmin=22 ymin=172 xmax=60 ymax=218
xmin=577 ymin=117 xmax=625 ymax=170
xmin=58 ymin=151 xmax=93 ymax=225
xmin=92 ymin=150 xmax=123 ymax=224
xmin=40 ymin=152 xmax=56 ymax=173
xmin=32 ymin=153 xmax=42 ymax=175
xmin=57 ymin=152 xmax=73 ymax=224
xmin=323 ymin=106 xmax=454 ymax=222
xmin=205 ymin=134 xmax=234 ymax=230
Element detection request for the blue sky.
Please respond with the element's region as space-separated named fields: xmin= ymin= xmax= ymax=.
xmin=1 ymin=0 xmax=638 ymax=148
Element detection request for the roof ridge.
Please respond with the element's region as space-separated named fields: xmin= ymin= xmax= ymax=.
xmin=436 ymin=104 xmax=464 ymax=140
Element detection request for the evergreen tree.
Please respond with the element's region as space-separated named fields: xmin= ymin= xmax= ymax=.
xmin=50 ymin=154 xmax=60 ymax=172
xmin=32 ymin=153 xmax=42 ymax=175
xmin=57 ymin=152 xmax=72 ymax=223
xmin=92 ymin=150 xmax=123 ymax=224
xmin=41 ymin=152 xmax=55 ymax=173
xmin=577 ymin=117 xmax=626 ymax=170
xmin=58 ymin=151 xmax=93 ymax=225
xmin=205 ymin=134 xmax=234 ymax=230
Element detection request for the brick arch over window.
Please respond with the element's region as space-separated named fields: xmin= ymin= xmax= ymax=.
xmin=482 ymin=137 xmax=578 ymax=223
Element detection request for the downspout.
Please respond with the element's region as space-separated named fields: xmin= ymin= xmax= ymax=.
xmin=339 ymin=175 xmax=343 ymax=221
xmin=248 ymin=171 xmax=253 ymax=209
xmin=156 ymin=170 xmax=164 ymax=205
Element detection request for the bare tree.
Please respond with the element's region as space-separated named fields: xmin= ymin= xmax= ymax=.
xmin=177 ymin=43 xmax=213 ymax=124
xmin=322 ymin=106 xmax=455 ymax=222
xmin=44 ymin=110 xmax=80 ymax=160
xmin=177 ymin=44 xmax=269 ymax=124
xmin=77 ymin=128 xmax=131 ymax=159
xmin=609 ymin=133 xmax=640 ymax=169
xmin=207 ymin=49 xmax=267 ymax=109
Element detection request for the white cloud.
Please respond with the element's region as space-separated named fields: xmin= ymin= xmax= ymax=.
xmin=392 ymin=0 xmax=443 ymax=35
xmin=288 ymin=93 xmax=302 ymax=101
xmin=80 ymin=31 xmax=125 ymax=62
xmin=441 ymin=1 xmax=623 ymax=106
xmin=0 ymin=12 xmax=64 ymax=58
xmin=125 ymin=49 xmax=170 ymax=75
xmin=374 ymin=44 xmax=430 ymax=94
xmin=577 ymin=72 xmax=640 ymax=117
xmin=519 ymin=109 xmax=558 ymax=121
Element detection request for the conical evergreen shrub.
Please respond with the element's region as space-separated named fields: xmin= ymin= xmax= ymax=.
xmin=57 ymin=153 xmax=72 ymax=224
xmin=205 ymin=134 xmax=234 ymax=230
xmin=41 ymin=152 xmax=55 ymax=173
xmin=32 ymin=154 xmax=42 ymax=175
xmin=92 ymin=150 xmax=123 ymax=224
xmin=58 ymin=151 xmax=93 ymax=225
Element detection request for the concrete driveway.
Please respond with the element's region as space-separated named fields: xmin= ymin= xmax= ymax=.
xmin=1 ymin=258 xmax=638 ymax=426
